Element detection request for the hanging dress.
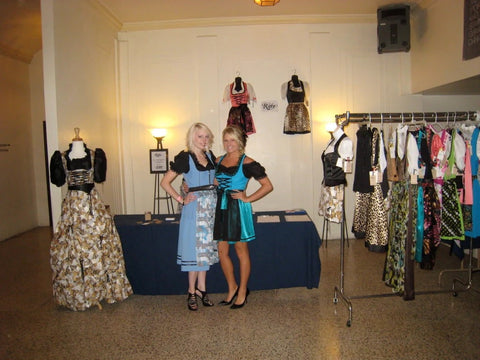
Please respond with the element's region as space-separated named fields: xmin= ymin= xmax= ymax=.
xmin=365 ymin=127 xmax=389 ymax=252
xmin=49 ymin=145 xmax=132 ymax=311
xmin=383 ymin=125 xmax=411 ymax=294
xmin=420 ymin=126 xmax=441 ymax=270
xmin=170 ymin=151 xmax=219 ymax=271
xmin=223 ymin=80 xmax=257 ymax=135
xmin=351 ymin=125 xmax=373 ymax=238
xmin=440 ymin=130 xmax=465 ymax=241
xmin=283 ymin=78 xmax=311 ymax=134
xmin=465 ymin=127 xmax=480 ymax=239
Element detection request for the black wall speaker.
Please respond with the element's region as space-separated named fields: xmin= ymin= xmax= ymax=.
xmin=377 ymin=5 xmax=410 ymax=54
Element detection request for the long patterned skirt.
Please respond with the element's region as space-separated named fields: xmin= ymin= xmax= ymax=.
xmin=440 ymin=178 xmax=465 ymax=241
xmin=383 ymin=181 xmax=409 ymax=294
xmin=365 ymin=184 xmax=388 ymax=252
xmin=50 ymin=189 xmax=132 ymax=311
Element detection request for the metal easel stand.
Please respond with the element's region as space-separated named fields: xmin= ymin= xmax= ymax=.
xmin=322 ymin=207 xmax=349 ymax=248
xmin=438 ymin=237 xmax=480 ymax=296
xmin=153 ymin=173 xmax=174 ymax=214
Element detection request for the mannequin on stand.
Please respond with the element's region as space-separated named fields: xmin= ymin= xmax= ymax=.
xmin=318 ymin=124 xmax=353 ymax=223
xmin=49 ymin=128 xmax=132 ymax=311
xmin=69 ymin=127 xmax=87 ymax=160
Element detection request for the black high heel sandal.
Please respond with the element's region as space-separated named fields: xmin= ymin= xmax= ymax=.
xmin=195 ymin=287 xmax=214 ymax=307
xmin=230 ymin=288 xmax=250 ymax=310
xmin=218 ymin=287 xmax=239 ymax=306
xmin=187 ymin=292 xmax=198 ymax=311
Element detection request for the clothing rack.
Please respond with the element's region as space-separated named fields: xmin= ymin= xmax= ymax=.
xmin=335 ymin=111 xmax=479 ymax=127
xmin=332 ymin=109 xmax=479 ymax=327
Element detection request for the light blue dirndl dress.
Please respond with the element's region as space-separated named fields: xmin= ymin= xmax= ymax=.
xmin=173 ymin=151 xmax=218 ymax=272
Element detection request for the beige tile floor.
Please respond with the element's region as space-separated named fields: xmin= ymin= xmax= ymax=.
xmin=1 ymin=226 xmax=479 ymax=360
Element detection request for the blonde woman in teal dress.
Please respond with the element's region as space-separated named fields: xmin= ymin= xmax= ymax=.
xmin=214 ymin=125 xmax=273 ymax=309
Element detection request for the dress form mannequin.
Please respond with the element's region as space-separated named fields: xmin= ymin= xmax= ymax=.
xmin=326 ymin=126 xmax=354 ymax=161
xmin=69 ymin=127 xmax=87 ymax=160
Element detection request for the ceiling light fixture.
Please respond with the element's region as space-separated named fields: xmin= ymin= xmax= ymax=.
xmin=254 ymin=0 xmax=280 ymax=6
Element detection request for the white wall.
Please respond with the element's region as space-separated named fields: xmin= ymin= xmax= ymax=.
xmin=411 ymin=0 xmax=480 ymax=93
xmin=43 ymin=0 xmax=122 ymax=227
xmin=0 ymin=54 xmax=37 ymax=240
xmin=30 ymin=50 xmax=50 ymax=227
xmin=118 ymin=22 xmax=480 ymax=236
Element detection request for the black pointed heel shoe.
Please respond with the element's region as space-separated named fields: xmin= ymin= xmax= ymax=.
xmin=218 ymin=287 xmax=239 ymax=306
xmin=230 ymin=288 xmax=250 ymax=310
xmin=195 ymin=287 xmax=214 ymax=307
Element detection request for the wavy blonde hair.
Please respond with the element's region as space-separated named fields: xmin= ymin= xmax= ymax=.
xmin=186 ymin=122 xmax=214 ymax=152
xmin=222 ymin=125 xmax=247 ymax=154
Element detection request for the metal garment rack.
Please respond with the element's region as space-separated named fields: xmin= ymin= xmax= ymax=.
xmin=332 ymin=110 xmax=479 ymax=327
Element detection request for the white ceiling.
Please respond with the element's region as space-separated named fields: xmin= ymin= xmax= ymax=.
xmin=97 ymin=0 xmax=422 ymax=23
xmin=1 ymin=0 xmax=426 ymax=63
xmin=1 ymin=0 xmax=477 ymax=94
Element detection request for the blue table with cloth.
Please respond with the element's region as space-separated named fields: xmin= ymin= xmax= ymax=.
xmin=114 ymin=210 xmax=322 ymax=295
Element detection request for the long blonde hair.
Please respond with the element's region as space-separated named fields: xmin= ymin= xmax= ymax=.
xmin=186 ymin=123 xmax=214 ymax=151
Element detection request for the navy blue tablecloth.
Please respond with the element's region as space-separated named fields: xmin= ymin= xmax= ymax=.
xmin=114 ymin=211 xmax=322 ymax=295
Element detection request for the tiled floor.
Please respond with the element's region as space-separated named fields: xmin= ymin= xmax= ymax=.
xmin=1 ymin=226 xmax=479 ymax=360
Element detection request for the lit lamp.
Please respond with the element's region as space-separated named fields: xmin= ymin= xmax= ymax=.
xmin=325 ymin=122 xmax=337 ymax=133
xmin=150 ymin=128 xmax=174 ymax=214
xmin=151 ymin=128 xmax=167 ymax=149
xmin=254 ymin=0 xmax=280 ymax=6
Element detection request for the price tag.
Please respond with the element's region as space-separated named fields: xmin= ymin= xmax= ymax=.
xmin=369 ymin=170 xmax=378 ymax=185
xmin=336 ymin=187 xmax=344 ymax=200
xmin=410 ymin=173 xmax=418 ymax=184
xmin=343 ymin=159 xmax=353 ymax=173
xmin=437 ymin=149 xmax=445 ymax=161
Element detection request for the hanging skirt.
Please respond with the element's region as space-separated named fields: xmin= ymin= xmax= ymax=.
xmin=421 ymin=180 xmax=441 ymax=269
xmin=284 ymin=102 xmax=311 ymax=134
xmin=227 ymin=104 xmax=256 ymax=135
xmin=365 ymin=184 xmax=388 ymax=252
xmin=383 ymin=181 xmax=409 ymax=294
xmin=352 ymin=192 xmax=370 ymax=238
xmin=415 ymin=185 xmax=424 ymax=263
xmin=177 ymin=189 xmax=218 ymax=271
xmin=440 ymin=178 xmax=465 ymax=241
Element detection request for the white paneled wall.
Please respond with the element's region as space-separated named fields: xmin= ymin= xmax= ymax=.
xmin=118 ymin=23 xmax=480 ymax=236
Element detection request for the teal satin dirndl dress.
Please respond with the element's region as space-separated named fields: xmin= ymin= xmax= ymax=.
xmin=214 ymin=154 xmax=266 ymax=244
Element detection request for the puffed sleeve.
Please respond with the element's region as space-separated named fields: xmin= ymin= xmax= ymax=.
xmin=94 ymin=148 xmax=107 ymax=183
xmin=223 ymin=84 xmax=232 ymax=103
xmin=50 ymin=150 xmax=66 ymax=187
xmin=243 ymin=161 xmax=267 ymax=180
xmin=246 ymin=83 xmax=257 ymax=103
xmin=281 ymin=82 xmax=288 ymax=100
xmin=170 ymin=150 xmax=190 ymax=174
xmin=303 ymin=81 xmax=310 ymax=106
